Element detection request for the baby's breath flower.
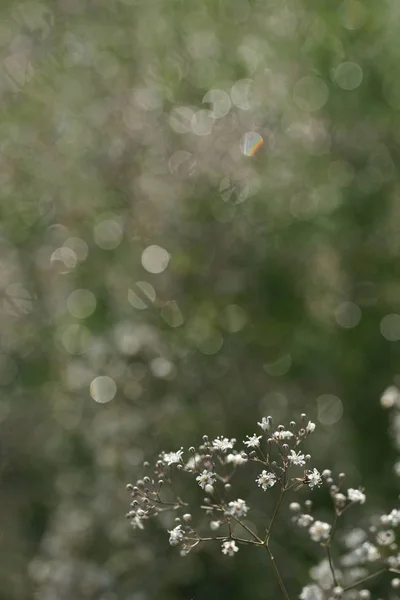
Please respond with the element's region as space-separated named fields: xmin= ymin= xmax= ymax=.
xmin=196 ymin=469 xmax=216 ymax=489
xmin=382 ymin=508 xmax=400 ymax=526
xmin=380 ymin=385 xmax=400 ymax=408
xmin=225 ymin=498 xmax=249 ymax=518
xmin=256 ymin=470 xmax=277 ymax=490
xmin=305 ymin=468 xmax=322 ymax=489
xmin=130 ymin=515 xmax=145 ymax=530
xmin=297 ymin=514 xmax=314 ymax=527
xmin=221 ymin=539 xmax=239 ymax=556
xmin=309 ymin=520 xmax=331 ymax=542
xmin=168 ymin=525 xmax=184 ymax=546
xmin=299 ymin=584 xmax=324 ymax=600
xmin=306 ymin=421 xmax=316 ymax=434
xmin=347 ymin=488 xmax=366 ymax=504
xmin=212 ymin=437 xmax=236 ymax=452
xmin=273 ymin=430 xmax=294 ymax=441
xmin=161 ymin=448 xmax=184 ymax=466
xmin=290 ymin=502 xmax=301 ymax=512
xmin=288 ymin=450 xmax=306 ymax=466
xmin=257 ymin=416 xmax=271 ymax=431
xmin=226 ymin=452 xmax=247 ymax=466
xmin=376 ymin=529 xmax=395 ymax=546
xmin=210 ymin=521 xmax=220 ymax=531
xmin=244 ymin=433 xmax=262 ymax=448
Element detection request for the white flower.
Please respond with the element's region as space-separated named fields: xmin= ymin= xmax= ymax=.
xmin=297 ymin=514 xmax=314 ymax=528
xmin=212 ymin=437 xmax=236 ymax=452
xmin=380 ymin=386 xmax=400 ymax=408
xmin=306 ymin=468 xmax=322 ymax=489
xmin=221 ymin=540 xmax=239 ymax=556
xmin=184 ymin=453 xmax=202 ymax=471
xmin=309 ymin=520 xmax=331 ymax=542
xmin=306 ymin=421 xmax=316 ymax=434
xmin=273 ymin=430 xmax=294 ymax=441
xmin=196 ymin=469 xmax=216 ymax=489
xmin=299 ymin=584 xmax=324 ymax=600
xmin=347 ymin=488 xmax=366 ymax=504
xmin=168 ymin=525 xmax=184 ymax=546
xmin=256 ymin=470 xmax=277 ymax=490
xmin=386 ymin=509 xmax=400 ymax=526
xmin=226 ymin=452 xmax=247 ymax=466
xmin=358 ymin=541 xmax=380 ymax=562
xmin=288 ymin=450 xmax=306 ymax=466
xmin=210 ymin=521 xmax=220 ymax=531
xmin=225 ymin=499 xmax=249 ymax=518
xmin=130 ymin=515 xmax=145 ymax=530
xmin=244 ymin=433 xmax=262 ymax=448
xmin=161 ymin=448 xmax=184 ymax=466
xmin=388 ymin=553 xmax=400 ymax=568
xmin=257 ymin=416 xmax=271 ymax=431
xmin=376 ymin=529 xmax=395 ymax=546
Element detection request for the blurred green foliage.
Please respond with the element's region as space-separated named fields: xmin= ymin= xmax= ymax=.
xmin=1 ymin=0 xmax=400 ymax=598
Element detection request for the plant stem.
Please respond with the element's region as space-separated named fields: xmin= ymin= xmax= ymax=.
xmin=325 ymin=512 xmax=339 ymax=587
xmin=326 ymin=546 xmax=338 ymax=587
xmin=343 ymin=567 xmax=387 ymax=591
xmin=264 ymin=544 xmax=291 ymax=600
xmin=265 ymin=487 xmax=285 ymax=544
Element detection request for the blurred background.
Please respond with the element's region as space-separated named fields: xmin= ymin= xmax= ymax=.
xmin=1 ymin=0 xmax=400 ymax=598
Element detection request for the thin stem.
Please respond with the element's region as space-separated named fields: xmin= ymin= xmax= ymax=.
xmin=343 ymin=567 xmax=387 ymax=592
xmin=231 ymin=516 xmax=263 ymax=543
xmin=326 ymin=546 xmax=338 ymax=587
xmin=324 ymin=512 xmax=339 ymax=587
xmin=265 ymin=544 xmax=291 ymax=600
xmin=265 ymin=487 xmax=285 ymax=544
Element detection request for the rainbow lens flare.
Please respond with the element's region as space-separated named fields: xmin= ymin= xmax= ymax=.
xmin=240 ymin=132 xmax=264 ymax=157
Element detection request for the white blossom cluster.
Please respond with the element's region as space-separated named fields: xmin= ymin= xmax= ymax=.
xmin=126 ymin=404 xmax=400 ymax=600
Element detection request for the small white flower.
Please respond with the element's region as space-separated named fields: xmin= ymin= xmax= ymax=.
xmin=376 ymin=529 xmax=395 ymax=546
xmin=210 ymin=520 xmax=220 ymax=531
xmin=130 ymin=515 xmax=145 ymax=530
xmin=273 ymin=430 xmax=294 ymax=441
xmin=161 ymin=448 xmax=184 ymax=466
xmin=212 ymin=437 xmax=236 ymax=452
xmin=334 ymin=493 xmax=347 ymax=508
xmin=256 ymin=470 xmax=276 ymax=490
xmin=309 ymin=520 xmax=331 ymax=542
xmin=226 ymin=452 xmax=247 ymax=466
xmin=257 ymin=416 xmax=271 ymax=431
xmin=297 ymin=514 xmax=314 ymax=528
xmin=221 ymin=540 xmax=239 ymax=556
xmin=306 ymin=468 xmax=322 ymax=489
xmin=347 ymin=488 xmax=366 ymax=504
xmin=196 ymin=469 xmax=216 ymax=489
xmin=168 ymin=525 xmax=184 ymax=546
xmin=225 ymin=498 xmax=249 ymax=518
xmin=359 ymin=541 xmax=380 ymax=562
xmin=289 ymin=502 xmax=301 ymax=512
xmin=388 ymin=553 xmax=400 ymax=568
xmin=288 ymin=450 xmax=306 ymax=466
xmin=390 ymin=509 xmax=400 ymax=526
xmin=306 ymin=421 xmax=316 ymax=434
xmin=299 ymin=584 xmax=324 ymax=600
xmin=380 ymin=386 xmax=400 ymax=409
xmin=244 ymin=433 xmax=262 ymax=448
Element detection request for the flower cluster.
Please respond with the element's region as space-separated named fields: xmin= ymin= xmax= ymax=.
xmin=126 ymin=403 xmax=400 ymax=600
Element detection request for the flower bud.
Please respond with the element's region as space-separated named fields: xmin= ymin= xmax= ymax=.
xmin=289 ymin=502 xmax=301 ymax=512
xmin=210 ymin=521 xmax=220 ymax=531
xmin=183 ymin=513 xmax=192 ymax=522
xmin=205 ymin=484 xmax=214 ymax=495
